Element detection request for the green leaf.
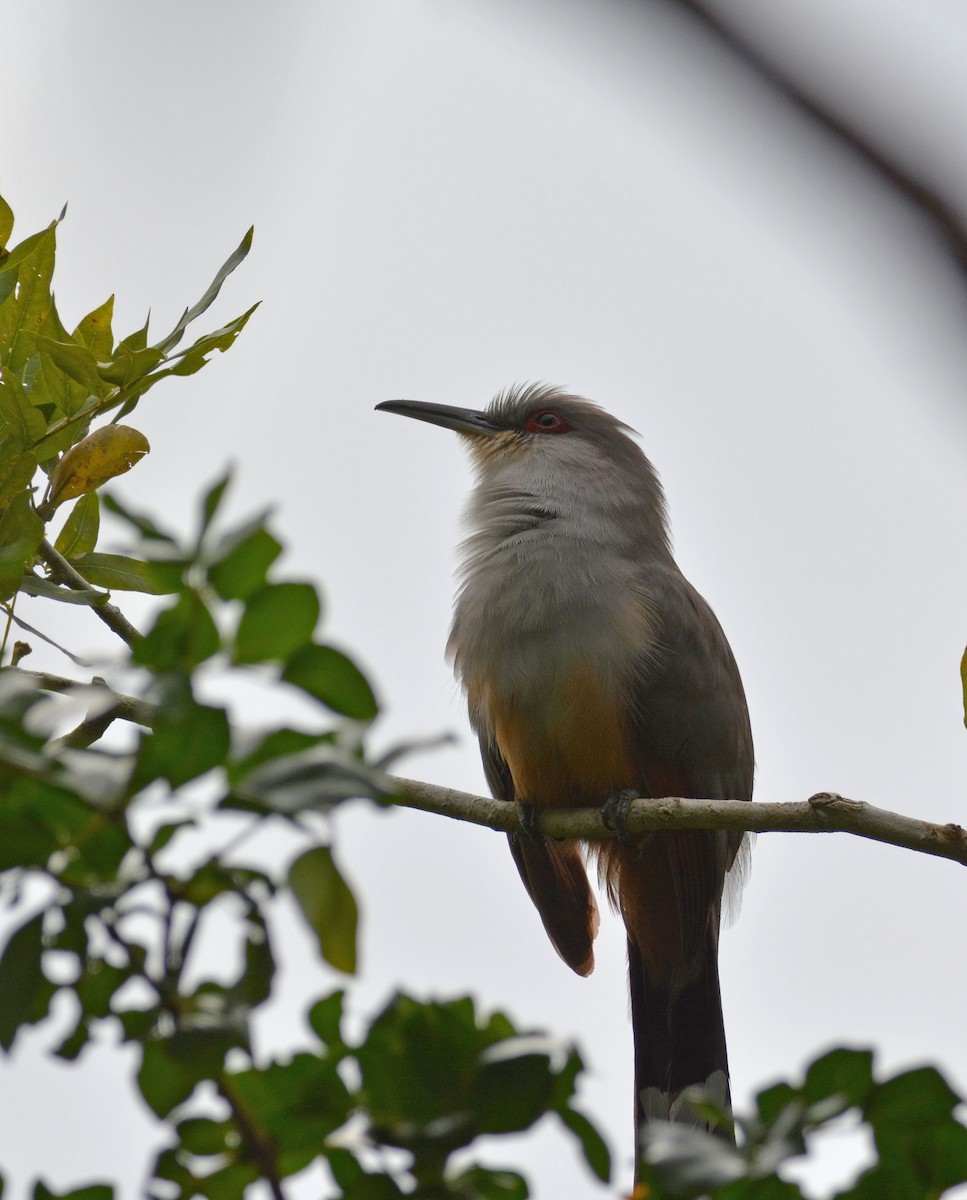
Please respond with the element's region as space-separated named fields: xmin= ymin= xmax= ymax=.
xmin=136 ymin=699 xmax=230 ymax=788
xmin=0 ymin=451 xmax=38 ymax=507
xmin=31 ymin=356 xmax=89 ymax=428
xmin=96 ymin=344 xmax=164 ymax=388
xmin=32 ymin=1185 xmax=114 ymax=1200
xmin=34 ymin=335 xmax=110 ymax=399
xmin=19 ymin=576 xmax=107 ymax=606
xmin=74 ymin=958 xmax=131 ymax=1019
xmin=208 ymin=524 xmax=281 ymax=600
xmin=906 ymin=1121 xmax=967 ymax=1190
xmin=234 ymin=582 xmax=319 ymax=664
xmin=357 ymin=994 xmax=525 ymax=1147
xmin=471 ymin=1040 xmax=561 ymax=1134
xmin=339 ymin=1176 xmax=406 ymax=1200
xmin=165 ymin=305 xmax=259 ymax=376
xmin=155 ymin=227 xmax=254 ymax=354
xmin=54 ymin=492 xmax=100 ymax=558
xmin=0 ymin=263 xmax=16 ymax=309
xmin=736 ymin=1178 xmax=803 ymax=1198
xmin=756 ymin=1081 xmax=799 ymax=1125
xmin=448 ymin=1167 xmax=528 ymax=1200
xmin=288 ymin=845 xmax=358 ymax=975
xmin=133 ymin=590 xmax=221 ymax=672
xmin=101 ymin=492 xmax=177 ymax=543
xmin=186 ymin=1161 xmax=261 ymax=1200
xmin=147 ymin=819 xmax=195 ymax=855
xmin=176 ymin=1116 xmax=234 ymax=1156
xmin=198 ymin=469 xmax=232 ymax=541
xmin=0 ymin=224 xmax=55 ymax=375
xmin=0 ymin=193 xmax=13 ymax=250
xmin=308 ymin=991 xmax=346 ymax=1051
xmin=282 ymin=643 xmax=378 ymax=721
xmin=70 ymin=551 xmax=179 ymax=594
xmin=0 ymin=910 xmax=47 ymax=1051
xmin=232 ymin=1052 xmax=353 ymax=1140
xmin=865 ymin=1066 xmax=959 ymax=1128
xmin=115 ymin=315 xmax=149 ymax=355
xmin=803 ymin=1047 xmax=874 ymax=1109
xmin=0 ymin=490 xmax=44 ymax=598
xmin=227 ymin=908 xmax=276 ymax=1010
xmin=54 ymin=1014 xmax=92 ymax=1062
xmin=639 ymin=1121 xmax=746 ymax=1195
xmin=559 ymin=1106 xmax=611 ymax=1183
xmin=0 ymin=365 xmax=47 ymax=451
xmin=227 ymin=726 xmax=329 ymax=782
xmin=73 ymin=295 xmax=114 ymax=361
xmin=138 ymin=1029 xmax=242 ymax=1118
xmin=57 ymin=812 xmax=131 ymax=888
xmin=227 ymin=743 xmax=391 ymax=816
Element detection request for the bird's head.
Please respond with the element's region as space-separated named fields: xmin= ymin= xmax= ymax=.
xmin=376 ymin=383 xmax=649 ymax=491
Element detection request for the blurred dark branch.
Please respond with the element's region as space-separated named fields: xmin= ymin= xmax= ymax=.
xmin=218 ymin=1075 xmax=287 ymax=1200
xmin=661 ymin=0 xmax=967 ymax=276
xmin=10 ymin=667 xmax=156 ymax=729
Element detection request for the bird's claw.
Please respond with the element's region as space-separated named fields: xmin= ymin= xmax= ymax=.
xmin=516 ymin=799 xmax=542 ymax=841
xmin=602 ymin=788 xmax=639 ymax=845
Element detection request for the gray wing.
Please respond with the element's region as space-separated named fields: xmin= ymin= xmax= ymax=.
xmin=479 ymin=734 xmax=600 ymax=976
xmin=611 ymin=564 xmax=753 ymax=976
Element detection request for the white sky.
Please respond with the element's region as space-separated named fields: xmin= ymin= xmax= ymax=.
xmin=2 ymin=2 xmax=967 ymax=1198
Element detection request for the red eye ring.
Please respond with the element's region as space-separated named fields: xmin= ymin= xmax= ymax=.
xmin=524 ymin=410 xmax=570 ymax=434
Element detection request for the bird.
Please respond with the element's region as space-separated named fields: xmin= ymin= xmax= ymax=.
xmin=376 ymin=383 xmax=753 ymax=1159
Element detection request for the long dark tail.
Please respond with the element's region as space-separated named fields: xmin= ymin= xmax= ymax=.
xmin=628 ymin=931 xmax=732 ymax=1146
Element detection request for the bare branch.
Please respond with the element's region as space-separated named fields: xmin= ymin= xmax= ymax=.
xmin=389 ymin=777 xmax=967 ymax=868
xmin=38 ymin=539 xmax=144 ymax=649
xmin=662 ymin=0 xmax=967 ymax=279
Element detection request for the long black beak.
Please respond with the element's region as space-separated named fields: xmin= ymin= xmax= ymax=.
xmin=375 ymin=400 xmax=503 ymax=437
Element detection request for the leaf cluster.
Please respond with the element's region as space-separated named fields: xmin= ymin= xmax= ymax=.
xmin=0 ymin=479 xmax=608 ymax=1198
xmin=0 ymin=193 xmax=608 ymax=1200
xmin=639 ymin=1047 xmax=967 ymax=1200
xmin=0 ymin=190 xmax=256 ymax=609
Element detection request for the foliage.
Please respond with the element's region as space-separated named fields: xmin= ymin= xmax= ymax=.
xmin=638 ymin=1047 xmax=967 ymax=1199
xmin=0 ymin=194 xmax=607 ymax=1200
xmin=1 ymin=193 xmax=964 ymax=1200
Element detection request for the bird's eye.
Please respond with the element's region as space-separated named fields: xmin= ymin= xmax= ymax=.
xmin=525 ymin=410 xmax=570 ymax=434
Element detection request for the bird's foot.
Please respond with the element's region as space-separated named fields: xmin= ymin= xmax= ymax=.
xmin=601 ymin=788 xmax=639 ymax=845
xmin=516 ymin=799 xmax=543 ymax=841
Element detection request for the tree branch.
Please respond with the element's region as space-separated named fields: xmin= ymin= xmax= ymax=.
xmin=11 ymin=667 xmax=156 ymax=729
xmin=661 ymin=0 xmax=967 ymax=279
xmin=217 ymin=1074 xmax=287 ymax=1200
xmin=38 ymin=539 xmax=143 ymax=649
xmin=389 ymin=777 xmax=967 ymax=867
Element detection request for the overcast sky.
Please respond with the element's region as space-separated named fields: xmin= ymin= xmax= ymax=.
xmin=3 ymin=2 xmax=967 ymax=1198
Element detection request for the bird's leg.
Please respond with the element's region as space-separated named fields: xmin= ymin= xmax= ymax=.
xmin=601 ymin=787 xmax=640 ymax=846
xmin=515 ymin=799 xmax=543 ymax=841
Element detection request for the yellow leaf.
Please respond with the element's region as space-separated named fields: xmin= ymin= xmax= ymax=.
xmin=47 ymin=425 xmax=149 ymax=509
xmin=961 ymin=646 xmax=967 ymax=730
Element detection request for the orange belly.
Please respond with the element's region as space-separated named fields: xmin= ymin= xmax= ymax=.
xmin=485 ymin=662 xmax=637 ymax=808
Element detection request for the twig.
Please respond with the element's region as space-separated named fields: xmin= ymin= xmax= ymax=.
xmin=10 ymin=667 xmax=156 ymax=729
xmin=218 ymin=1074 xmax=287 ymax=1200
xmin=0 ymin=605 xmax=91 ymax=664
xmin=662 ymin=0 xmax=967 ymax=278
xmin=388 ymin=777 xmax=967 ymax=868
xmin=38 ymin=539 xmax=143 ymax=649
